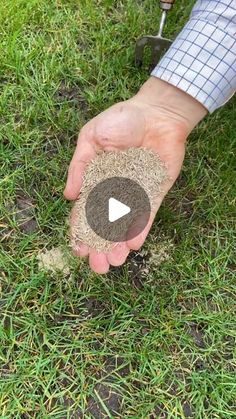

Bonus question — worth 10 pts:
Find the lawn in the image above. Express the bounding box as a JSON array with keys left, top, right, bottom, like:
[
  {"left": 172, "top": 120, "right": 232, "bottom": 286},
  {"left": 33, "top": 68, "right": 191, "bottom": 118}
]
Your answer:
[{"left": 0, "top": 0, "right": 235, "bottom": 417}]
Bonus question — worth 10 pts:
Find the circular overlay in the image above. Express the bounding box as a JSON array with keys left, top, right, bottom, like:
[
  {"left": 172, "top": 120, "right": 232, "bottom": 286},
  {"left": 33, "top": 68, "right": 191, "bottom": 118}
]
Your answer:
[{"left": 85, "top": 177, "right": 151, "bottom": 243}]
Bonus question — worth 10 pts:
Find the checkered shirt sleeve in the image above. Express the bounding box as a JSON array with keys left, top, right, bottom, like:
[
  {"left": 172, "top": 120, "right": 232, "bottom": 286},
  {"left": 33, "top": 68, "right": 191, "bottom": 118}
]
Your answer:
[{"left": 151, "top": 0, "right": 236, "bottom": 112}]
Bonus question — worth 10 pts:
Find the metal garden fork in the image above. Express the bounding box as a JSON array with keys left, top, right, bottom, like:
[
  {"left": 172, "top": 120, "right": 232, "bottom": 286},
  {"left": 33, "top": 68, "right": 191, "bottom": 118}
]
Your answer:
[{"left": 135, "top": 0, "right": 176, "bottom": 69}]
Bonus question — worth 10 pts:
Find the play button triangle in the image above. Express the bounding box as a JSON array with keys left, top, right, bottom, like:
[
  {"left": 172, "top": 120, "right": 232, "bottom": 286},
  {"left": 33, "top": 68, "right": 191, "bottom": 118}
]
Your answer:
[
  {"left": 85, "top": 177, "right": 151, "bottom": 243},
  {"left": 108, "top": 197, "right": 131, "bottom": 223}
]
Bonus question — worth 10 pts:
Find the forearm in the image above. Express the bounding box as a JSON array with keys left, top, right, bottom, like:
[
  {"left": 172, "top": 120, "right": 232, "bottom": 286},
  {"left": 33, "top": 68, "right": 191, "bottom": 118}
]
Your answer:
[
  {"left": 151, "top": 0, "right": 236, "bottom": 113},
  {"left": 136, "top": 77, "right": 207, "bottom": 134}
]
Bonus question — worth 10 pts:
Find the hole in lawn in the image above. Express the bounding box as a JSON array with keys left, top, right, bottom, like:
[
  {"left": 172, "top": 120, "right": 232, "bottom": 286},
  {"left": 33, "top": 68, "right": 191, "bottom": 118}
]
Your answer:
[
  {"left": 194, "top": 358, "right": 206, "bottom": 371},
  {"left": 185, "top": 322, "right": 206, "bottom": 349},
  {"left": 85, "top": 356, "right": 130, "bottom": 417},
  {"left": 15, "top": 193, "right": 38, "bottom": 234},
  {"left": 127, "top": 251, "right": 149, "bottom": 289},
  {"left": 86, "top": 383, "right": 123, "bottom": 418},
  {"left": 150, "top": 403, "right": 168, "bottom": 418},
  {"left": 182, "top": 401, "right": 194, "bottom": 417},
  {"left": 54, "top": 80, "right": 88, "bottom": 112}
]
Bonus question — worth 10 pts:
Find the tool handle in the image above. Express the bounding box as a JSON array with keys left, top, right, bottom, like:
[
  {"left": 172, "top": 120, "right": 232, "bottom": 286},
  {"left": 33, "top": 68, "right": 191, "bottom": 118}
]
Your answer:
[{"left": 160, "top": 0, "right": 176, "bottom": 10}]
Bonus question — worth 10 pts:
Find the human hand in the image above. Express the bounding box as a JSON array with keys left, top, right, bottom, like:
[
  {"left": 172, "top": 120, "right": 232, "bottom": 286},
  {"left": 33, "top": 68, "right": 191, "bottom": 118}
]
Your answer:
[{"left": 64, "top": 77, "right": 206, "bottom": 273}]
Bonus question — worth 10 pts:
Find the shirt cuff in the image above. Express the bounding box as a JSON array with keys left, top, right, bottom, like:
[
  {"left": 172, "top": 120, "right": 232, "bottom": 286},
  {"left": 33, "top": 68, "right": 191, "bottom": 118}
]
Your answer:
[{"left": 151, "top": 18, "right": 236, "bottom": 113}]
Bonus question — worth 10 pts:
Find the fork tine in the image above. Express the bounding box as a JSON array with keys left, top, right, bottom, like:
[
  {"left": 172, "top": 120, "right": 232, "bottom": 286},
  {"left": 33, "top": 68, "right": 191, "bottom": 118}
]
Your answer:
[
  {"left": 150, "top": 46, "right": 162, "bottom": 70},
  {"left": 135, "top": 37, "right": 148, "bottom": 67}
]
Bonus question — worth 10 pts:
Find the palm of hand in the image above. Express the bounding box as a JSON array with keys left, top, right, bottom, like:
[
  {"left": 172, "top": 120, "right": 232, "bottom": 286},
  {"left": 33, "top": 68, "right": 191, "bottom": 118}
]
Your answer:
[{"left": 64, "top": 98, "right": 187, "bottom": 273}]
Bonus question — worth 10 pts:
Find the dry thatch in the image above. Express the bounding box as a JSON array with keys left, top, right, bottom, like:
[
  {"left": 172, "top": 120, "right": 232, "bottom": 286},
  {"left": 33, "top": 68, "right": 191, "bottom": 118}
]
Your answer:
[{"left": 70, "top": 148, "right": 167, "bottom": 252}]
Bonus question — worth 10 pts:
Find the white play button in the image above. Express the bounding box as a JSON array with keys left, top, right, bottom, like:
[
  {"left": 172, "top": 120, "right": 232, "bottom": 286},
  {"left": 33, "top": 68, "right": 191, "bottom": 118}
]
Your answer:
[
  {"left": 85, "top": 177, "right": 151, "bottom": 243},
  {"left": 108, "top": 197, "right": 131, "bottom": 223}
]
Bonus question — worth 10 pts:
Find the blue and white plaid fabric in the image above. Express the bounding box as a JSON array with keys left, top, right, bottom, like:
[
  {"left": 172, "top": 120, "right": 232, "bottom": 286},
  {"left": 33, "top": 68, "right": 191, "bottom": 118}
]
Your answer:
[{"left": 151, "top": 0, "right": 236, "bottom": 112}]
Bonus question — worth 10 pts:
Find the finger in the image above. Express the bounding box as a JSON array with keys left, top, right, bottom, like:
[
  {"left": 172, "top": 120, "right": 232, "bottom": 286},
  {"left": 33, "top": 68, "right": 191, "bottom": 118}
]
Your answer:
[
  {"left": 89, "top": 249, "right": 110, "bottom": 274},
  {"left": 64, "top": 130, "right": 96, "bottom": 200},
  {"left": 127, "top": 212, "right": 155, "bottom": 251},
  {"left": 72, "top": 242, "right": 89, "bottom": 258},
  {"left": 127, "top": 190, "right": 168, "bottom": 251},
  {"left": 107, "top": 242, "right": 130, "bottom": 267}
]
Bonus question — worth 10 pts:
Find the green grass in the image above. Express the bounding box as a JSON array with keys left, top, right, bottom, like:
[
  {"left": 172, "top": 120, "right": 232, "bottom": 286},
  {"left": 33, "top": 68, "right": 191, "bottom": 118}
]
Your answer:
[{"left": 0, "top": 0, "right": 235, "bottom": 417}]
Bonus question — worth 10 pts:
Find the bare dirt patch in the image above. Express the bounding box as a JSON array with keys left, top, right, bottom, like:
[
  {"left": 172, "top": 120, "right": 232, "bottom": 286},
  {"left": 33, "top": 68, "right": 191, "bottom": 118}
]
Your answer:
[
  {"left": 15, "top": 194, "right": 38, "bottom": 234},
  {"left": 85, "top": 356, "right": 130, "bottom": 417},
  {"left": 55, "top": 80, "right": 88, "bottom": 111}
]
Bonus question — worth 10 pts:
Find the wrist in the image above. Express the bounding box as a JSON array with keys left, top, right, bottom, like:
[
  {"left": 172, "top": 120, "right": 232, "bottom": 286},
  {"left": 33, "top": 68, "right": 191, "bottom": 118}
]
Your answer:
[{"left": 135, "top": 77, "right": 207, "bottom": 134}]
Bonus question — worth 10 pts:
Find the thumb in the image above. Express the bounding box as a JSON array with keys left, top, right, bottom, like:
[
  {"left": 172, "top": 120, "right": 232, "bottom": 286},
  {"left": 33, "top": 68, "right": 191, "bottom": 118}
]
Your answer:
[{"left": 64, "top": 131, "right": 96, "bottom": 201}]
